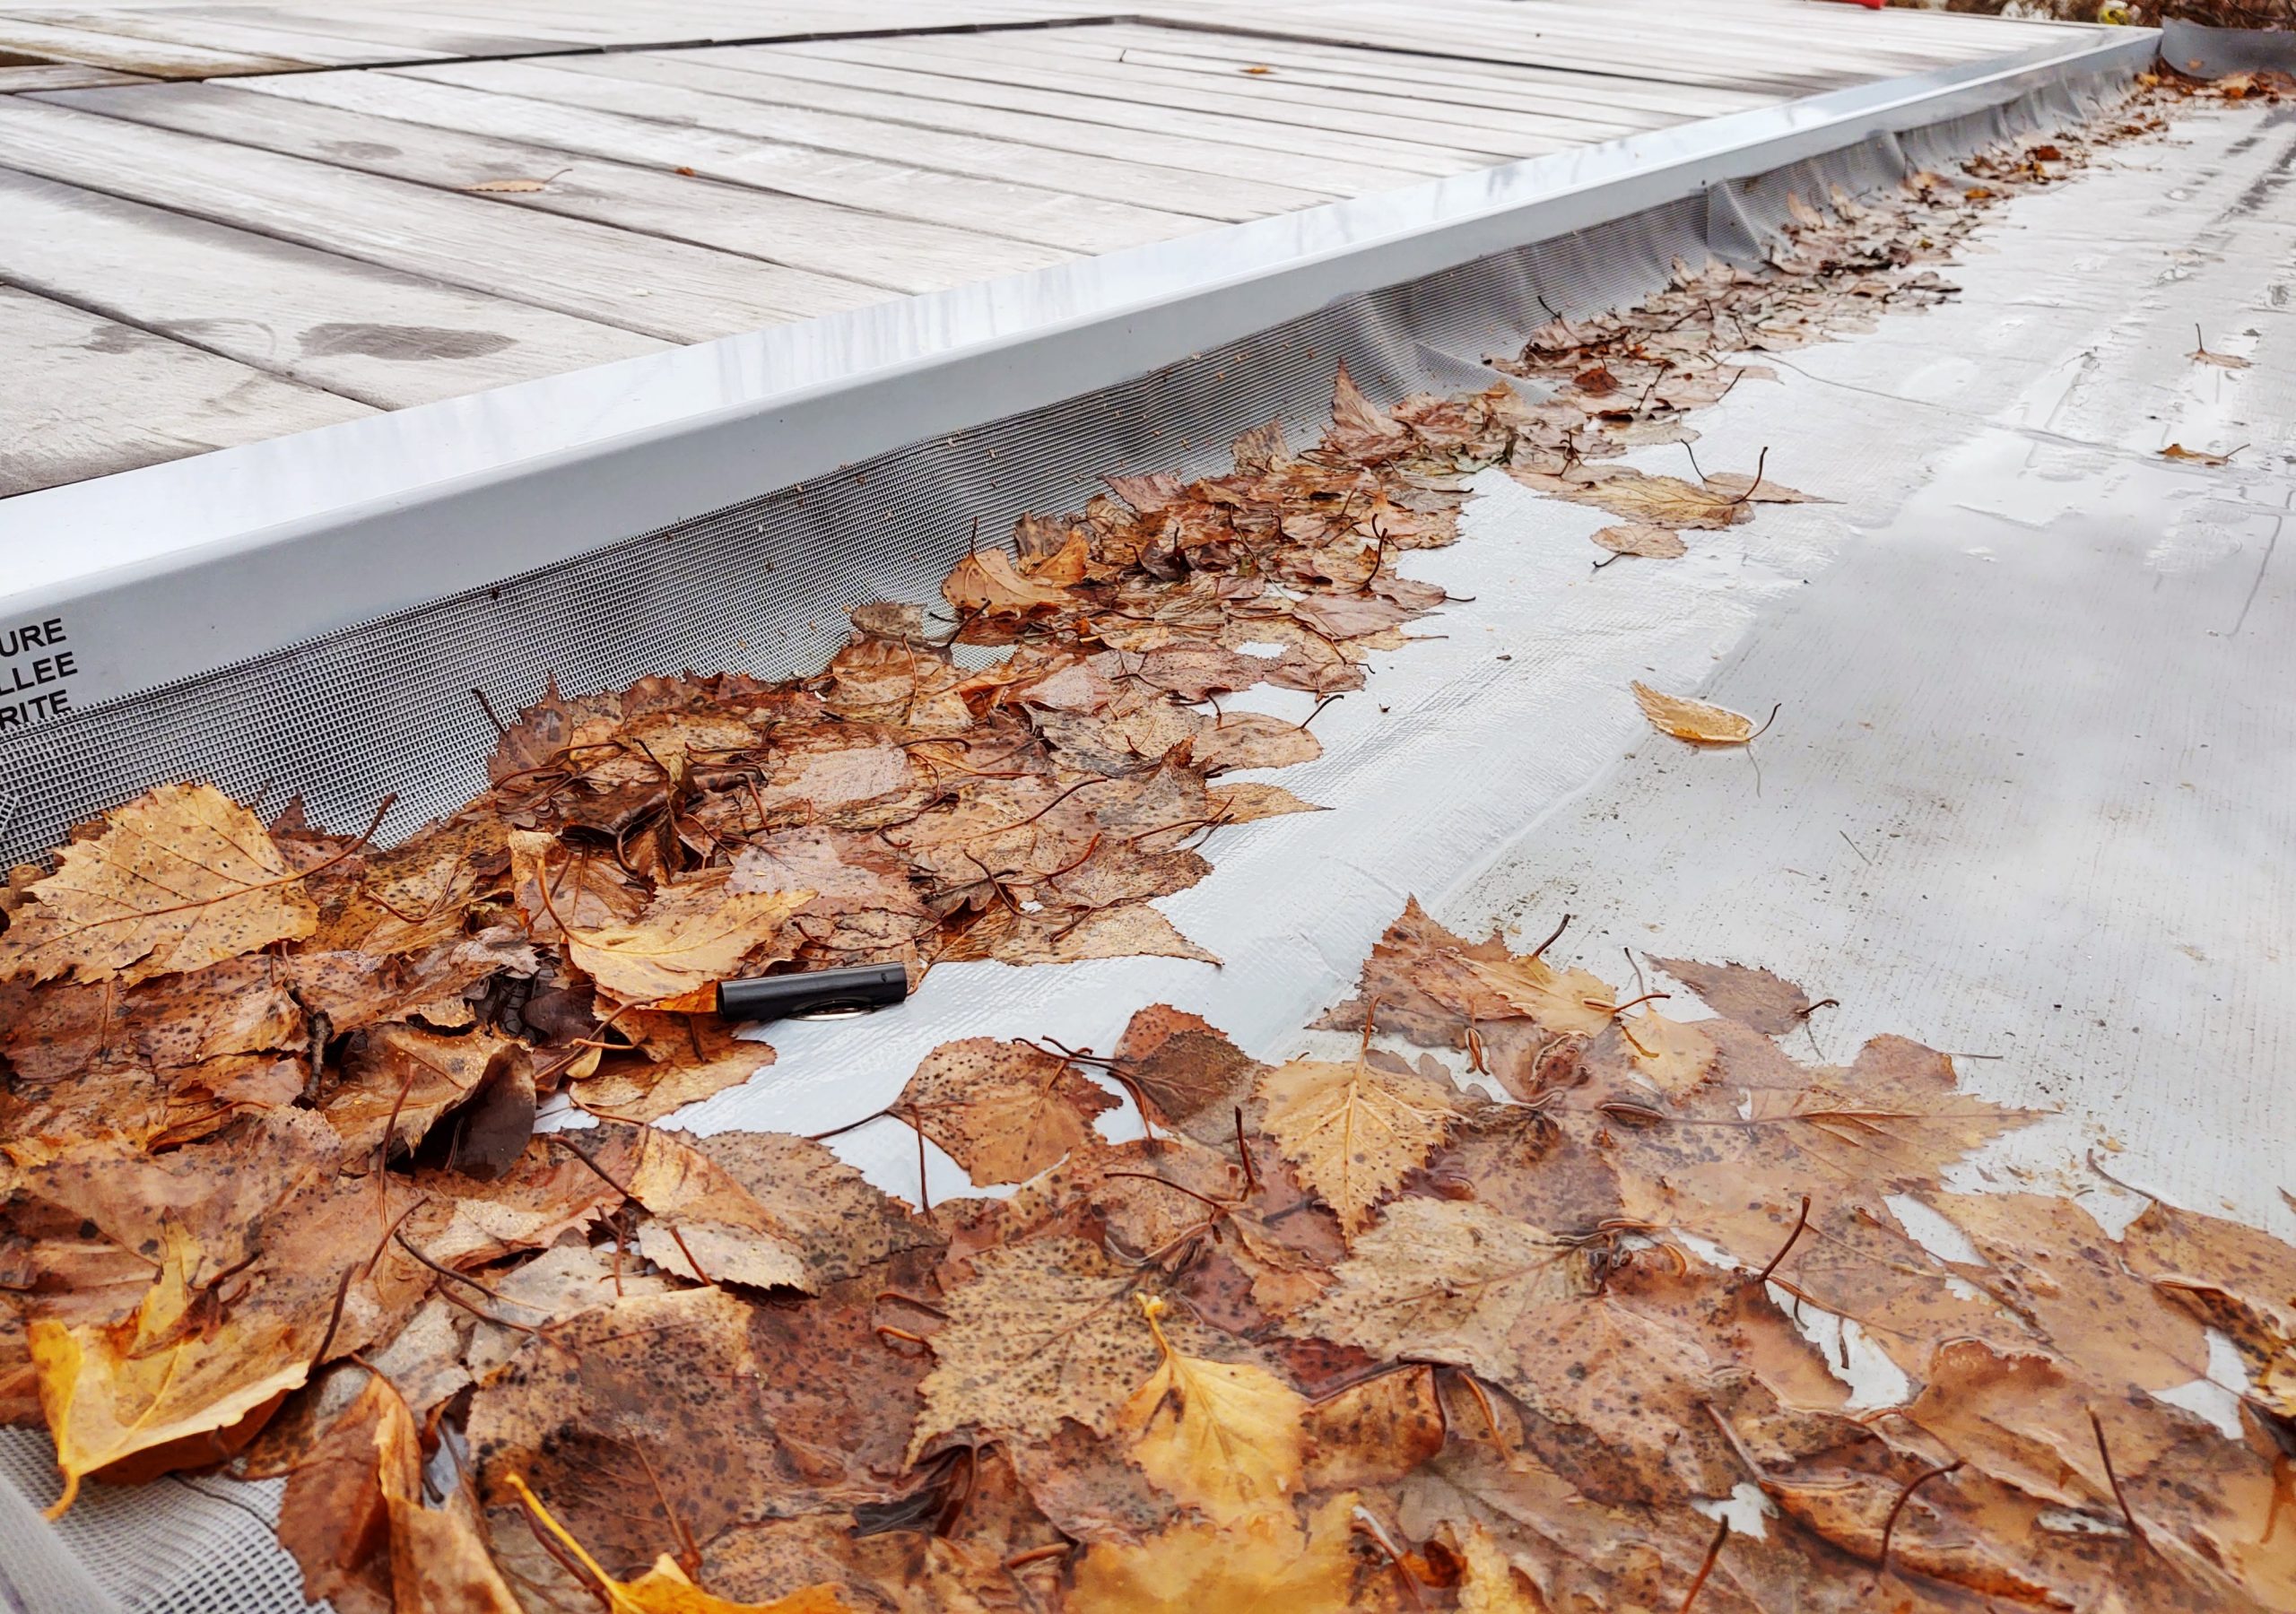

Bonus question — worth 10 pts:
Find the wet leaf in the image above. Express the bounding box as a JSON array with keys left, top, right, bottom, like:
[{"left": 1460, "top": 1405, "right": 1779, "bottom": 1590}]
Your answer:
[
  {"left": 1258, "top": 1052, "right": 1463, "bottom": 1235},
  {"left": 1631, "top": 681, "right": 1763, "bottom": 744},
  {"left": 509, "top": 1474, "right": 851, "bottom": 1611},
  {"left": 1301, "top": 1199, "right": 1593, "bottom": 1383},
  {"left": 1118, "top": 1296, "right": 1304, "bottom": 1523},
  {"left": 565, "top": 880, "right": 809, "bottom": 1007},
  {"left": 910, "top": 1237, "right": 1205, "bottom": 1458},
  {"left": 1650, "top": 956, "right": 1812, "bottom": 1034},
  {"left": 894, "top": 1038, "right": 1118, "bottom": 1187},
  {"left": 1068, "top": 1492, "right": 1361, "bottom": 1612},
  {"left": 1700, "top": 472, "right": 1827, "bottom": 502}
]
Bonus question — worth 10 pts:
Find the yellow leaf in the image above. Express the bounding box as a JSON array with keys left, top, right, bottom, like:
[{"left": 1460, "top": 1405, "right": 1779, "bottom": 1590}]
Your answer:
[
  {"left": 1258, "top": 1053, "right": 1461, "bottom": 1235},
  {"left": 32, "top": 1225, "right": 309, "bottom": 1515},
  {"left": 1631, "top": 681, "right": 1765, "bottom": 745},
  {"left": 0, "top": 784, "right": 318, "bottom": 985},
  {"left": 563, "top": 880, "right": 808, "bottom": 1006},
  {"left": 1070, "top": 1492, "right": 1359, "bottom": 1612},
  {"left": 1119, "top": 1296, "right": 1305, "bottom": 1523},
  {"left": 508, "top": 1475, "right": 849, "bottom": 1611}
]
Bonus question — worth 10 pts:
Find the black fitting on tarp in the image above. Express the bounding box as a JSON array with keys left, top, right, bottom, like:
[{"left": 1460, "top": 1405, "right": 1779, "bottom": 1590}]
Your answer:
[{"left": 716, "top": 961, "right": 909, "bottom": 1022}]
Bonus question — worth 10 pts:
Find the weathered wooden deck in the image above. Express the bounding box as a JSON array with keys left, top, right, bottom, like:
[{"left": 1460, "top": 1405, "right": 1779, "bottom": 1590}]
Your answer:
[{"left": 0, "top": 0, "right": 2091, "bottom": 496}]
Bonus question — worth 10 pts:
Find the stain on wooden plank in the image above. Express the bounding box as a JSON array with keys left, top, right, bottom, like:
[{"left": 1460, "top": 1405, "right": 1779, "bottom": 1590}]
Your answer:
[
  {"left": 0, "top": 95, "right": 891, "bottom": 341},
  {"left": 0, "top": 282, "right": 374, "bottom": 497},
  {"left": 0, "top": 165, "right": 666, "bottom": 409}
]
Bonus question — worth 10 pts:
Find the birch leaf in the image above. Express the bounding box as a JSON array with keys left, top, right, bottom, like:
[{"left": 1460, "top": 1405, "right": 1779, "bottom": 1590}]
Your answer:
[
  {"left": 1591, "top": 524, "right": 1686, "bottom": 559},
  {"left": 909, "top": 1237, "right": 1202, "bottom": 1459},
  {"left": 1118, "top": 1296, "right": 1305, "bottom": 1524},
  {"left": 0, "top": 785, "right": 318, "bottom": 985},
  {"left": 508, "top": 1475, "right": 850, "bottom": 1612},
  {"left": 1257, "top": 1052, "right": 1462, "bottom": 1235},
  {"left": 564, "top": 881, "right": 808, "bottom": 1007},
  {"left": 1301, "top": 1199, "right": 1594, "bottom": 1384},
  {"left": 894, "top": 1037, "right": 1118, "bottom": 1187},
  {"left": 1068, "top": 1493, "right": 1361, "bottom": 1612},
  {"left": 31, "top": 1224, "right": 311, "bottom": 1515}
]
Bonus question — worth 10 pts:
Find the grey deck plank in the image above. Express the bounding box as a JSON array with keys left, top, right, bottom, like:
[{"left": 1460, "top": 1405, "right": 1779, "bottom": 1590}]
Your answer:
[
  {"left": 0, "top": 165, "right": 666, "bottom": 408},
  {"left": 532, "top": 48, "right": 1413, "bottom": 201},
  {"left": 239, "top": 65, "right": 1208, "bottom": 255},
  {"left": 474, "top": 53, "right": 1333, "bottom": 216},
  {"left": 1028, "top": 23, "right": 1779, "bottom": 120},
  {"left": 704, "top": 37, "right": 1518, "bottom": 169},
  {"left": 0, "top": 95, "right": 893, "bottom": 342},
  {"left": 784, "top": 30, "right": 1657, "bottom": 146},
  {"left": 0, "top": 14, "right": 296, "bottom": 75},
  {"left": 0, "top": 282, "right": 374, "bottom": 496},
  {"left": 0, "top": 60, "right": 146, "bottom": 90},
  {"left": 4, "top": 9, "right": 452, "bottom": 66},
  {"left": 46, "top": 79, "right": 1071, "bottom": 294},
  {"left": 1132, "top": 0, "right": 1957, "bottom": 93}
]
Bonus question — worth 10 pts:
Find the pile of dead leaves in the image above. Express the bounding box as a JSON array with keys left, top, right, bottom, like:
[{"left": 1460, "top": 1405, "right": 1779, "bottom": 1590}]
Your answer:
[
  {"left": 5, "top": 76, "right": 2286, "bottom": 1614},
  {"left": 7, "top": 897, "right": 2292, "bottom": 1613}
]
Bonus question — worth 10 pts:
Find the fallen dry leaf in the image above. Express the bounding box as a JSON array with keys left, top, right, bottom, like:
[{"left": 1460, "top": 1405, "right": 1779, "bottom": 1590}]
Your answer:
[
  {"left": 2, "top": 84, "right": 2284, "bottom": 1613},
  {"left": 0, "top": 784, "right": 319, "bottom": 985},
  {"left": 894, "top": 1037, "right": 1118, "bottom": 1187},
  {"left": 2189, "top": 326, "right": 2251, "bottom": 369},
  {"left": 2161, "top": 441, "right": 2239, "bottom": 465},
  {"left": 1630, "top": 680, "right": 1768, "bottom": 744},
  {"left": 1590, "top": 524, "right": 1686, "bottom": 559}
]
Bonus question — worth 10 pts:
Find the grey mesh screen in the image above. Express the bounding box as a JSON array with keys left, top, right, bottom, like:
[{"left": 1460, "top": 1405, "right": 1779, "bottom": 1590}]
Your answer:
[{"left": 0, "top": 65, "right": 2128, "bottom": 1614}]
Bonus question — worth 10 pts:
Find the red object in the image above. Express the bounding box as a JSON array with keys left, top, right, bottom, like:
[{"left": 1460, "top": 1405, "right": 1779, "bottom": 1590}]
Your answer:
[{"left": 1814, "top": 0, "right": 1887, "bottom": 8}]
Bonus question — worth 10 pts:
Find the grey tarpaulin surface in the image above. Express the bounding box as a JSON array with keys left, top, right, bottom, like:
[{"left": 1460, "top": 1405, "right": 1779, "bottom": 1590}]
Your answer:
[{"left": 6, "top": 57, "right": 2237, "bottom": 1614}]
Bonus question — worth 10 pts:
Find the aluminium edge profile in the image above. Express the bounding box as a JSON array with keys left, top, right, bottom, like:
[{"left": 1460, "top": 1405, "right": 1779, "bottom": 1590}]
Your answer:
[{"left": 0, "top": 24, "right": 2156, "bottom": 727}]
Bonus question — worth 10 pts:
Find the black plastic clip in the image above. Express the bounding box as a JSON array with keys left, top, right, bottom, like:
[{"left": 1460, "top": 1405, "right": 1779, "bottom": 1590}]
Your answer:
[{"left": 716, "top": 961, "right": 908, "bottom": 1023}]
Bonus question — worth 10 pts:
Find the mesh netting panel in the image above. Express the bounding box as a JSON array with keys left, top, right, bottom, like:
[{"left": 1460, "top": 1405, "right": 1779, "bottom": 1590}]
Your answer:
[
  {"left": 0, "top": 66, "right": 2131, "bottom": 1612},
  {"left": 1, "top": 1428, "right": 305, "bottom": 1614}
]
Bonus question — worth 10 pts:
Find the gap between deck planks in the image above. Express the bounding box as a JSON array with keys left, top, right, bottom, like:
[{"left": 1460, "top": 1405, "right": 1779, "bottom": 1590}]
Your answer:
[
  {"left": 0, "top": 166, "right": 668, "bottom": 410},
  {"left": 38, "top": 80, "right": 1077, "bottom": 295}
]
